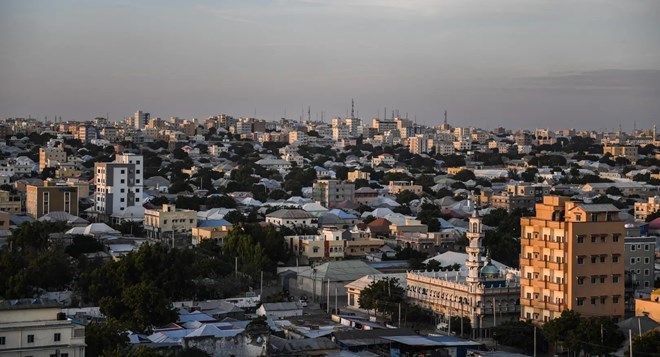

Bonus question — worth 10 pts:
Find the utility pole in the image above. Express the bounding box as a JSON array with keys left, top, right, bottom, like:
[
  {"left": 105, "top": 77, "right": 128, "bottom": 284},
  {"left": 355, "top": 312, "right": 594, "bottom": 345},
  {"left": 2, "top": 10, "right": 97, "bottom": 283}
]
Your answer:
[
  {"left": 335, "top": 287, "right": 338, "bottom": 315},
  {"left": 629, "top": 329, "right": 633, "bottom": 357},
  {"left": 260, "top": 271, "right": 263, "bottom": 301},
  {"left": 326, "top": 278, "right": 330, "bottom": 314}
]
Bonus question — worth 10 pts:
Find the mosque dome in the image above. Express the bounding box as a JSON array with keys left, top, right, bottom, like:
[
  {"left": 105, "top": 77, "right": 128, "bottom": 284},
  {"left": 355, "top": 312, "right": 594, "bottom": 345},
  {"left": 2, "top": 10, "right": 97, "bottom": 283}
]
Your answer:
[{"left": 481, "top": 261, "right": 499, "bottom": 279}]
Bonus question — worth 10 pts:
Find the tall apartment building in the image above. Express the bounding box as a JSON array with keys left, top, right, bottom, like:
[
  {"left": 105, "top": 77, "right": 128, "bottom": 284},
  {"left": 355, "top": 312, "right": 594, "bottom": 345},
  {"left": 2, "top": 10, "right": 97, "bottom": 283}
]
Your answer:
[
  {"left": 312, "top": 180, "right": 355, "bottom": 209},
  {"left": 520, "top": 196, "right": 625, "bottom": 324},
  {"left": 372, "top": 118, "right": 397, "bottom": 133},
  {"left": 39, "top": 146, "right": 67, "bottom": 173},
  {"left": 133, "top": 110, "right": 150, "bottom": 130},
  {"left": 625, "top": 236, "right": 656, "bottom": 291},
  {"left": 408, "top": 134, "right": 428, "bottom": 155},
  {"left": 94, "top": 153, "right": 143, "bottom": 220},
  {"left": 26, "top": 182, "right": 79, "bottom": 219}
]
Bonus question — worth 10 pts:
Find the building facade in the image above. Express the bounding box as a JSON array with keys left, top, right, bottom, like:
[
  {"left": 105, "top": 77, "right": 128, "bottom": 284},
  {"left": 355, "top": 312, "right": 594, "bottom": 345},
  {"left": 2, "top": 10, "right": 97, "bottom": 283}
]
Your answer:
[
  {"left": 144, "top": 204, "right": 197, "bottom": 240},
  {"left": 520, "top": 196, "right": 625, "bottom": 324},
  {"left": 94, "top": 153, "right": 144, "bottom": 220},
  {"left": 312, "top": 180, "right": 355, "bottom": 208},
  {"left": 26, "top": 182, "right": 79, "bottom": 219}
]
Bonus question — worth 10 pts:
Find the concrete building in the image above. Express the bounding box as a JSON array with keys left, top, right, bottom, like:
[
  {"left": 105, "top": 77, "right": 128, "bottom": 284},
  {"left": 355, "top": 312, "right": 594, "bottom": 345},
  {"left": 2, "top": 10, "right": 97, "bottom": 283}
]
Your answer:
[
  {"left": 93, "top": 153, "right": 144, "bottom": 220},
  {"left": 265, "top": 209, "right": 317, "bottom": 229},
  {"left": 603, "top": 144, "right": 638, "bottom": 163},
  {"left": 312, "top": 180, "right": 355, "bottom": 209},
  {"left": 634, "top": 196, "right": 660, "bottom": 222},
  {"left": 0, "top": 190, "right": 22, "bottom": 214},
  {"left": 39, "top": 146, "right": 66, "bottom": 173},
  {"left": 635, "top": 288, "right": 660, "bottom": 323},
  {"left": 406, "top": 212, "right": 521, "bottom": 329},
  {"left": 408, "top": 134, "right": 428, "bottom": 155},
  {"left": 388, "top": 181, "right": 423, "bottom": 195},
  {"left": 144, "top": 204, "right": 197, "bottom": 240},
  {"left": 133, "top": 110, "right": 149, "bottom": 130},
  {"left": 625, "top": 236, "right": 656, "bottom": 291},
  {"left": 26, "top": 182, "right": 79, "bottom": 219},
  {"left": 347, "top": 170, "right": 370, "bottom": 182},
  {"left": 0, "top": 299, "right": 86, "bottom": 357},
  {"left": 520, "top": 196, "right": 625, "bottom": 324}
]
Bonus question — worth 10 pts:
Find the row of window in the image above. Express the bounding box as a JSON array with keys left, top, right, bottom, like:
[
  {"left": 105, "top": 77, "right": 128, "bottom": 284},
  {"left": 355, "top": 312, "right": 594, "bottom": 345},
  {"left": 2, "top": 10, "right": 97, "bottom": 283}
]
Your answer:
[
  {"left": 630, "top": 257, "right": 652, "bottom": 265},
  {"left": 576, "top": 296, "right": 620, "bottom": 305},
  {"left": 576, "top": 234, "right": 621, "bottom": 244},
  {"left": 577, "top": 275, "right": 620, "bottom": 285},
  {"left": 0, "top": 333, "right": 61, "bottom": 345},
  {"left": 629, "top": 244, "right": 652, "bottom": 251},
  {"left": 576, "top": 254, "right": 620, "bottom": 264}
]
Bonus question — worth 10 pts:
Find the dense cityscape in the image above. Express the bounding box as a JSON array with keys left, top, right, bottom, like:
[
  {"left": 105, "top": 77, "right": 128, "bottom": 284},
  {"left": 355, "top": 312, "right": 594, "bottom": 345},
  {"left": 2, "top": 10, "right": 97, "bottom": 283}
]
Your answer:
[{"left": 0, "top": 110, "right": 658, "bottom": 356}]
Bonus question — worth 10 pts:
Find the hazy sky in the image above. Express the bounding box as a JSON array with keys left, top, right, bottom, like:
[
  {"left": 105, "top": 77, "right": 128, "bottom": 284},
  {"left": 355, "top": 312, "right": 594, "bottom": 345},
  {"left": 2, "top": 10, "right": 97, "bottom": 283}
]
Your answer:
[{"left": 1, "top": 0, "right": 659, "bottom": 130}]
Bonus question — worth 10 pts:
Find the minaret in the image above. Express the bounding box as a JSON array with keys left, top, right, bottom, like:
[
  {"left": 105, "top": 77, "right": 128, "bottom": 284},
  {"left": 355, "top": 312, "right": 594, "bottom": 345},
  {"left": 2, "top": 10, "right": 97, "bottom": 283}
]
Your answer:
[{"left": 465, "top": 209, "right": 484, "bottom": 285}]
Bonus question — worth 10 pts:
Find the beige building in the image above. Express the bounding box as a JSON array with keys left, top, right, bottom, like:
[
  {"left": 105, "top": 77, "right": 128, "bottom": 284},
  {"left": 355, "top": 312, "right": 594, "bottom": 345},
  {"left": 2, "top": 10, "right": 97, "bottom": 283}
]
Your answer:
[
  {"left": 191, "top": 225, "right": 232, "bottom": 246},
  {"left": 388, "top": 181, "right": 423, "bottom": 195},
  {"left": 312, "top": 180, "right": 355, "bottom": 208},
  {"left": 287, "top": 228, "right": 384, "bottom": 261},
  {"left": 635, "top": 288, "right": 660, "bottom": 323},
  {"left": 144, "top": 204, "right": 197, "bottom": 240},
  {"left": 604, "top": 144, "right": 638, "bottom": 163},
  {"left": 406, "top": 212, "right": 520, "bottom": 329},
  {"left": 634, "top": 196, "right": 660, "bottom": 222},
  {"left": 26, "top": 182, "right": 79, "bottom": 219},
  {"left": 266, "top": 209, "right": 317, "bottom": 229},
  {"left": 0, "top": 190, "right": 21, "bottom": 214},
  {"left": 347, "top": 170, "right": 370, "bottom": 182},
  {"left": 39, "top": 146, "right": 67, "bottom": 173},
  {"left": 0, "top": 299, "right": 86, "bottom": 357},
  {"left": 520, "top": 196, "right": 625, "bottom": 324}
]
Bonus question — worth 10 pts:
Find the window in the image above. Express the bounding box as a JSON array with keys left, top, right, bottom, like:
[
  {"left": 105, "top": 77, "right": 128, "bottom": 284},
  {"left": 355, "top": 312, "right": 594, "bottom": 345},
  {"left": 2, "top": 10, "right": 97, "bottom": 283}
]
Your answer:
[
  {"left": 613, "top": 255, "right": 619, "bottom": 263},
  {"left": 577, "top": 256, "right": 584, "bottom": 264},
  {"left": 613, "top": 234, "right": 620, "bottom": 242},
  {"left": 577, "top": 277, "right": 584, "bottom": 285},
  {"left": 0, "top": 336, "right": 4, "bottom": 345},
  {"left": 645, "top": 257, "right": 650, "bottom": 264},
  {"left": 631, "top": 245, "right": 636, "bottom": 251},
  {"left": 600, "top": 235, "right": 606, "bottom": 243},
  {"left": 600, "top": 255, "right": 606, "bottom": 263},
  {"left": 591, "top": 256, "right": 597, "bottom": 264},
  {"left": 645, "top": 269, "right": 650, "bottom": 276},
  {"left": 577, "top": 298, "right": 585, "bottom": 306},
  {"left": 120, "top": 179, "right": 125, "bottom": 184},
  {"left": 591, "top": 276, "right": 597, "bottom": 284},
  {"left": 27, "top": 334, "right": 34, "bottom": 343},
  {"left": 600, "top": 297, "right": 606, "bottom": 304},
  {"left": 613, "top": 296, "right": 620, "bottom": 304},
  {"left": 54, "top": 333, "right": 61, "bottom": 341},
  {"left": 630, "top": 258, "right": 635, "bottom": 265},
  {"left": 590, "top": 297, "right": 597, "bottom": 305},
  {"left": 577, "top": 235, "right": 585, "bottom": 244},
  {"left": 121, "top": 169, "right": 125, "bottom": 174},
  {"left": 645, "top": 244, "right": 650, "bottom": 251},
  {"left": 600, "top": 276, "right": 606, "bottom": 283},
  {"left": 591, "top": 235, "right": 597, "bottom": 243},
  {"left": 613, "top": 276, "right": 619, "bottom": 283}
]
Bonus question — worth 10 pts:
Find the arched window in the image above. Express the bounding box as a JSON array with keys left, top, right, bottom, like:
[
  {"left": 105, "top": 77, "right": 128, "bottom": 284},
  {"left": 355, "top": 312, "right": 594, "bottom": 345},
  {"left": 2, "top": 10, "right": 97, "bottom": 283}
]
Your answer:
[{"left": 472, "top": 223, "right": 478, "bottom": 233}]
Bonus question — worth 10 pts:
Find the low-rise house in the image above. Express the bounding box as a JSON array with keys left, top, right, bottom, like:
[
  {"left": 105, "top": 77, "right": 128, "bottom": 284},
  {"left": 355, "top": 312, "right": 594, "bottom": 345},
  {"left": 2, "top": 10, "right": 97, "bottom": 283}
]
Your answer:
[{"left": 265, "top": 209, "right": 317, "bottom": 229}]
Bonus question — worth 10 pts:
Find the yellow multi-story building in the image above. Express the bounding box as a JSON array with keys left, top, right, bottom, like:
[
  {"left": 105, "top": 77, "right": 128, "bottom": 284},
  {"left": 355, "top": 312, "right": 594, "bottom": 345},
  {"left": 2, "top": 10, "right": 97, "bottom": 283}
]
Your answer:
[
  {"left": 39, "top": 146, "right": 67, "bottom": 172},
  {"left": 635, "top": 288, "right": 660, "bottom": 322},
  {"left": 603, "top": 144, "right": 638, "bottom": 163},
  {"left": 634, "top": 196, "right": 660, "bottom": 222},
  {"left": 0, "top": 190, "right": 22, "bottom": 214},
  {"left": 388, "top": 181, "right": 423, "bottom": 195},
  {"left": 520, "top": 196, "right": 625, "bottom": 324},
  {"left": 144, "top": 204, "right": 197, "bottom": 240},
  {"left": 347, "top": 170, "right": 370, "bottom": 182}
]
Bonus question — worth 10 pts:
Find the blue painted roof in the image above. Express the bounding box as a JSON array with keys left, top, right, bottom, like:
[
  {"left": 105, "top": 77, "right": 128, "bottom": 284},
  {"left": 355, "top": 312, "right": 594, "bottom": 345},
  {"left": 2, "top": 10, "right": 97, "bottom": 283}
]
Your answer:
[
  {"left": 197, "top": 219, "right": 232, "bottom": 228},
  {"left": 328, "top": 209, "right": 357, "bottom": 219}
]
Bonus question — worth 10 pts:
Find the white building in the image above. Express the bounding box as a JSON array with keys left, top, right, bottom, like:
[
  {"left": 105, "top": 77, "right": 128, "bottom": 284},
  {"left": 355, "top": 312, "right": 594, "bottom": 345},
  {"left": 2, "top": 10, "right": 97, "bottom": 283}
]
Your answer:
[
  {"left": 266, "top": 209, "right": 317, "bottom": 228},
  {"left": 256, "top": 302, "right": 303, "bottom": 319},
  {"left": 94, "top": 153, "right": 144, "bottom": 220},
  {"left": 0, "top": 299, "right": 86, "bottom": 357},
  {"left": 133, "top": 110, "right": 149, "bottom": 130}
]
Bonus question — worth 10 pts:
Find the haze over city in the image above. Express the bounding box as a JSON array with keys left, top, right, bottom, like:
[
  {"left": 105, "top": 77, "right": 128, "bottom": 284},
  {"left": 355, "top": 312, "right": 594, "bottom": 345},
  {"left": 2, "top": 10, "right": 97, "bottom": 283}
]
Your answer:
[{"left": 1, "top": 0, "right": 659, "bottom": 130}]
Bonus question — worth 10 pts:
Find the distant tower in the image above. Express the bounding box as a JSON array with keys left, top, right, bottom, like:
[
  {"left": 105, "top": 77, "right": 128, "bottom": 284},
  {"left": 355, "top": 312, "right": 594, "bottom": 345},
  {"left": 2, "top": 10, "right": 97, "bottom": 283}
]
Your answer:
[
  {"left": 465, "top": 209, "right": 484, "bottom": 285},
  {"left": 444, "top": 110, "right": 448, "bottom": 126},
  {"left": 351, "top": 99, "right": 355, "bottom": 118}
]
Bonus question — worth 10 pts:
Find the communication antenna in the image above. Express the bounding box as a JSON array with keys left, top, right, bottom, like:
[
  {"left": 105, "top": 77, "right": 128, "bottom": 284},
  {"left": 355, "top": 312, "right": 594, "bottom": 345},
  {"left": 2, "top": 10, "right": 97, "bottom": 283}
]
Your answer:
[{"left": 351, "top": 99, "right": 355, "bottom": 118}]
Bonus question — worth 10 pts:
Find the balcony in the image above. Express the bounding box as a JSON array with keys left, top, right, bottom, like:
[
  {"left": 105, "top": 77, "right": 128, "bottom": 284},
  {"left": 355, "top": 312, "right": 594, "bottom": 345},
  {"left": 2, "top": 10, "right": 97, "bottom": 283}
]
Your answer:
[
  {"left": 531, "top": 279, "right": 547, "bottom": 289},
  {"left": 520, "top": 277, "right": 532, "bottom": 286}
]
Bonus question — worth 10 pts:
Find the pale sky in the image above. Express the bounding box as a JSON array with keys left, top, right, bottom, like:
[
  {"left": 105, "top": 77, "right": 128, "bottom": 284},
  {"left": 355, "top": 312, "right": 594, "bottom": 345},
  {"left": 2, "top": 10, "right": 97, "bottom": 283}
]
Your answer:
[{"left": 1, "top": 0, "right": 659, "bottom": 130}]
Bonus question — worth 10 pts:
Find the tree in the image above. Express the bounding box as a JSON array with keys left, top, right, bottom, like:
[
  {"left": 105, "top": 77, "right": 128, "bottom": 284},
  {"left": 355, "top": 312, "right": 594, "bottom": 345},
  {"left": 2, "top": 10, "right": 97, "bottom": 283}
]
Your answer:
[
  {"left": 452, "top": 169, "right": 475, "bottom": 182},
  {"left": 358, "top": 277, "right": 405, "bottom": 320},
  {"left": 395, "top": 190, "right": 419, "bottom": 205},
  {"left": 631, "top": 330, "right": 660, "bottom": 355},
  {"left": 84, "top": 319, "right": 128, "bottom": 357},
  {"left": 494, "top": 321, "right": 547, "bottom": 354},
  {"left": 606, "top": 186, "right": 623, "bottom": 196}
]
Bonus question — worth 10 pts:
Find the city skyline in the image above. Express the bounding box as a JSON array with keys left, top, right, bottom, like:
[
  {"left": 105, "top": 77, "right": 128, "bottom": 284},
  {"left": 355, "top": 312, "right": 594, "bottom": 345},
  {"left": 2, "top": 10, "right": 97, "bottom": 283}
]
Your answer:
[{"left": 1, "top": 0, "right": 659, "bottom": 130}]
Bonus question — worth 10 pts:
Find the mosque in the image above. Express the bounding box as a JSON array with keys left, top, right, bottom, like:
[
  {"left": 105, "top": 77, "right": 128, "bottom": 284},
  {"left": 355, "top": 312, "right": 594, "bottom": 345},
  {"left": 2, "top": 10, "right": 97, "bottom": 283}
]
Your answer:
[{"left": 405, "top": 210, "right": 521, "bottom": 331}]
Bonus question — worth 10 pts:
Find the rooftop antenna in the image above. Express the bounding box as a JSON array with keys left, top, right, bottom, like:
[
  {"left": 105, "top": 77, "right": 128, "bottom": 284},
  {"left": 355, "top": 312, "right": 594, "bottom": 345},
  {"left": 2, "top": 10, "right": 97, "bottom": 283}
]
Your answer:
[
  {"left": 444, "top": 110, "right": 448, "bottom": 126},
  {"left": 377, "top": 108, "right": 380, "bottom": 119},
  {"left": 308, "top": 106, "right": 311, "bottom": 121},
  {"left": 414, "top": 113, "right": 417, "bottom": 125},
  {"left": 384, "top": 107, "right": 386, "bottom": 120},
  {"left": 351, "top": 98, "right": 355, "bottom": 118},
  {"left": 321, "top": 111, "right": 325, "bottom": 122},
  {"left": 633, "top": 120, "right": 636, "bottom": 133}
]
